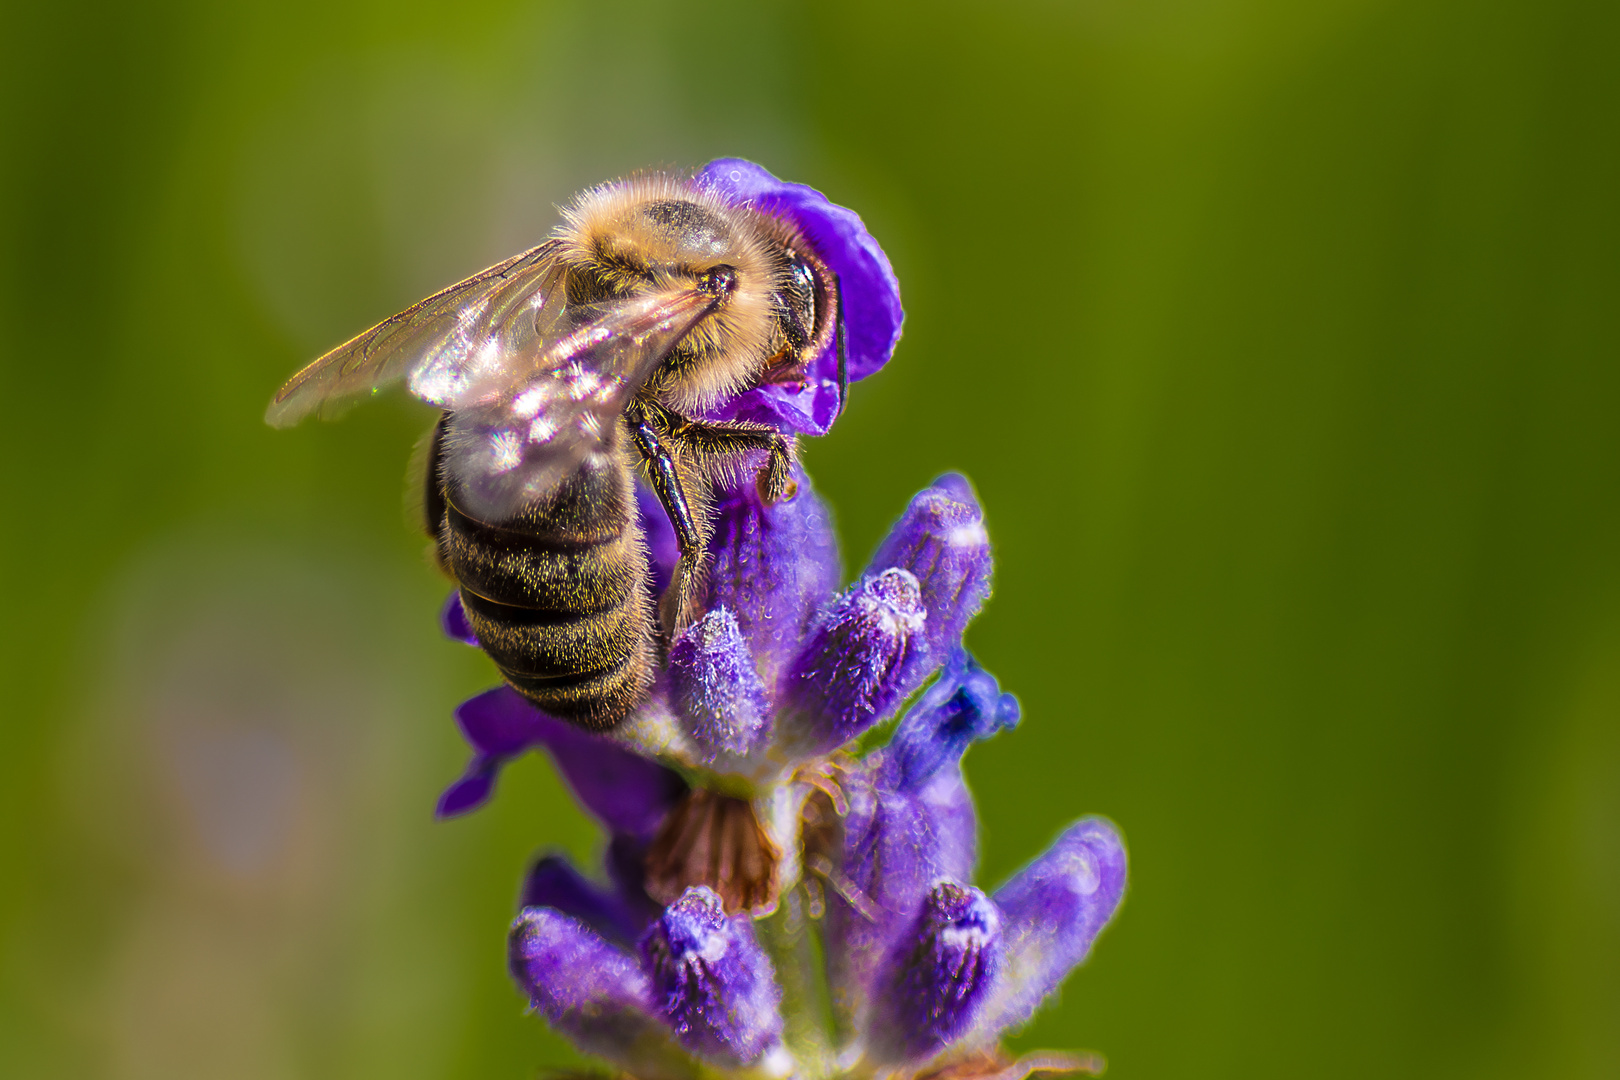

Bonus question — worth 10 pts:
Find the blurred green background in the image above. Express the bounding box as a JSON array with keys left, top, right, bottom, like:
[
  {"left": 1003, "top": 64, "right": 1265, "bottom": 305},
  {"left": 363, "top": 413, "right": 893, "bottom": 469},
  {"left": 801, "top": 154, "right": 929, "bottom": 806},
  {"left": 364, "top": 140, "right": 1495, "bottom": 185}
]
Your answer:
[{"left": 3, "top": 0, "right": 1617, "bottom": 1077}]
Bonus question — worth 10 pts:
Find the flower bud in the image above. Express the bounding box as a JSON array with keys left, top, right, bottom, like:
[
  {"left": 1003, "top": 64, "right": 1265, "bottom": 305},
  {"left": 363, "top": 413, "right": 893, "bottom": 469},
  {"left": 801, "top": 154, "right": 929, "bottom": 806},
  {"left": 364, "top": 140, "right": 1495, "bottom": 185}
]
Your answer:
[
  {"left": 868, "top": 881, "right": 1002, "bottom": 1064},
  {"left": 866, "top": 473, "right": 991, "bottom": 668},
  {"left": 788, "top": 567, "right": 927, "bottom": 752},
  {"left": 668, "top": 607, "right": 772, "bottom": 760},
  {"left": 509, "top": 907, "right": 679, "bottom": 1077},
  {"left": 976, "top": 818, "right": 1127, "bottom": 1039},
  {"left": 639, "top": 886, "right": 784, "bottom": 1065},
  {"left": 826, "top": 769, "right": 978, "bottom": 1024}
]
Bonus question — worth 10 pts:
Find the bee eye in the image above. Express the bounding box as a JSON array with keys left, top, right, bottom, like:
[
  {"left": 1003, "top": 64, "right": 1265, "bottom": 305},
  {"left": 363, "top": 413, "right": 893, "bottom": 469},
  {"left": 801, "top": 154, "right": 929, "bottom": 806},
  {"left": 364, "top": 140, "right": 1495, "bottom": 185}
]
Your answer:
[
  {"left": 786, "top": 251, "right": 816, "bottom": 301},
  {"left": 699, "top": 265, "right": 738, "bottom": 299},
  {"left": 777, "top": 250, "right": 818, "bottom": 350}
]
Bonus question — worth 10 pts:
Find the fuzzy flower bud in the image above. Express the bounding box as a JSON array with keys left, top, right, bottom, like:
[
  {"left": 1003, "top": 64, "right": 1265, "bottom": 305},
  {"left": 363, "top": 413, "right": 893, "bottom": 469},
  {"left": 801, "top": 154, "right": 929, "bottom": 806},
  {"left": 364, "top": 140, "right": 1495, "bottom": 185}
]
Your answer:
[
  {"left": 639, "top": 886, "right": 784, "bottom": 1066},
  {"left": 823, "top": 656, "right": 1021, "bottom": 1032},
  {"left": 788, "top": 567, "right": 926, "bottom": 753},
  {"left": 669, "top": 607, "right": 772, "bottom": 760},
  {"left": 868, "top": 880, "right": 1003, "bottom": 1065},
  {"left": 508, "top": 908, "right": 680, "bottom": 1079},
  {"left": 868, "top": 474, "right": 991, "bottom": 666},
  {"left": 976, "top": 818, "right": 1128, "bottom": 1040}
]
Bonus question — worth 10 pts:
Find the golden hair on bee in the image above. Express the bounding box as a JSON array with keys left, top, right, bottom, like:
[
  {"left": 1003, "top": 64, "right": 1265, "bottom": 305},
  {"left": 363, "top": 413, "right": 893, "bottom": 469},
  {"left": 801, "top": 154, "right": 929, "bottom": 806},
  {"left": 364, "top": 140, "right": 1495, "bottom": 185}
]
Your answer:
[
  {"left": 266, "top": 163, "right": 845, "bottom": 736},
  {"left": 552, "top": 173, "right": 794, "bottom": 417}
]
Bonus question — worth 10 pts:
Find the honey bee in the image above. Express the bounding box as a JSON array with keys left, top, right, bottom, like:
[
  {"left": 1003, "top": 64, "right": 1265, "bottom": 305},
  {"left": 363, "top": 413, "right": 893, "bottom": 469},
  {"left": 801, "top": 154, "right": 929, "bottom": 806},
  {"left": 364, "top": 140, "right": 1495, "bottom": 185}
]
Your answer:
[{"left": 268, "top": 172, "right": 843, "bottom": 730}]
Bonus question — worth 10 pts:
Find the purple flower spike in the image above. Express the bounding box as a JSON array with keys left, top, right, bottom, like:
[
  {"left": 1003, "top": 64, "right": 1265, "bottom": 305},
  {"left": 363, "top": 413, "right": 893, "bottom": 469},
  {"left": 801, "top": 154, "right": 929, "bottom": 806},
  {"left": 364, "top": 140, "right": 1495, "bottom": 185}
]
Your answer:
[
  {"left": 868, "top": 881, "right": 1002, "bottom": 1065},
  {"left": 695, "top": 158, "right": 903, "bottom": 437},
  {"left": 881, "top": 649, "right": 1020, "bottom": 793},
  {"left": 509, "top": 908, "right": 688, "bottom": 1080},
  {"left": 867, "top": 473, "right": 993, "bottom": 669},
  {"left": 440, "top": 591, "right": 479, "bottom": 645},
  {"left": 789, "top": 567, "right": 927, "bottom": 753},
  {"left": 706, "top": 468, "right": 841, "bottom": 687},
  {"left": 639, "top": 887, "right": 784, "bottom": 1066},
  {"left": 978, "top": 818, "right": 1128, "bottom": 1039},
  {"left": 440, "top": 686, "right": 686, "bottom": 834},
  {"left": 669, "top": 608, "right": 772, "bottom": 760}
]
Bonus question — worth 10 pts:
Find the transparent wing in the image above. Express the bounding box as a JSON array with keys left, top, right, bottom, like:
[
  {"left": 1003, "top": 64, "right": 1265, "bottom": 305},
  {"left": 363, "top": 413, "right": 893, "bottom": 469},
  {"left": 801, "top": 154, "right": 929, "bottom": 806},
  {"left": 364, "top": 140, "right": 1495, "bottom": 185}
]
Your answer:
[
  {"left": 439, "top": 284, "right": 721, "bottom": 523},
  {"left": 264, "top": 242, "right": 563, "bottom": 428}
]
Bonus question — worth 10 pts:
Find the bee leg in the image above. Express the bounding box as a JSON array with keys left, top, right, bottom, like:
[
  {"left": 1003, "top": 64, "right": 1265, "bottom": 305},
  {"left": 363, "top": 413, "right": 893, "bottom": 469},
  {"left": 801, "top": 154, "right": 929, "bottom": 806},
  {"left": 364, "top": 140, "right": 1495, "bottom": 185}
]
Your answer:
[
  {"left": 628, "top": 405, "right": 708, "bottom": 637},
  {"left": 665, "top": 418, "right": 797, "bottom": 504}
]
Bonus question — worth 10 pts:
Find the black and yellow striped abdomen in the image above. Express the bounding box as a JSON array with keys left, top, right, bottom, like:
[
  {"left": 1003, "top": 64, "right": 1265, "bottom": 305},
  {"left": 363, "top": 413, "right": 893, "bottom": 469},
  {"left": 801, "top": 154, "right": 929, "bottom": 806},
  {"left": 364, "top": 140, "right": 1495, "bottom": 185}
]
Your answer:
[{"left": 429, "top": 423, "right": 656, "bottom": 730}]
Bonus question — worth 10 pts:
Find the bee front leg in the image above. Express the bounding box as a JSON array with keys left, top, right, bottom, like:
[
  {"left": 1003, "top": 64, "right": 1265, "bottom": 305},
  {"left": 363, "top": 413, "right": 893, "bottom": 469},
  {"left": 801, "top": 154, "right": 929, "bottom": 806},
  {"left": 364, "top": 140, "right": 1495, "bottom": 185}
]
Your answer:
[
  {"left": 627, "top": 404, "right": 707, "bottom": 638},
  {"left": 666, "top": 417, "right": 797, "bottom": 504}
]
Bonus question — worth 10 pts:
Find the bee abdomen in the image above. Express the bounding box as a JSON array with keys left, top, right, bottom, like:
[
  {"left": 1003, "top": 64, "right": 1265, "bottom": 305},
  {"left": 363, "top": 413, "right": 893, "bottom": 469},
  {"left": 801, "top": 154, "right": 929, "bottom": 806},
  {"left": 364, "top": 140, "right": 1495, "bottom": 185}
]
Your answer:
[
  {"left": 459, "top": 584, "right": 654, "bottom": 730},
  {"left": 440, "top": 449, "right": 655, "bottom": 731},
  {"left": 445, "top": 503, "right": 644, "bottom": 613}
]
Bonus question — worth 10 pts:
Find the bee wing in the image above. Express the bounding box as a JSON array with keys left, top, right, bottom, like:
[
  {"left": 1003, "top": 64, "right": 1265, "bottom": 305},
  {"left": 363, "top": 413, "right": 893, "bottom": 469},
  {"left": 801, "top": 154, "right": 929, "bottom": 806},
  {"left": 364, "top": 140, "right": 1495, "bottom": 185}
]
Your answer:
[
  {"left": 264, "top": 242, "right": 564, "bottom": 428},
  {"left": 439, "top": 284, "right": 721, "bottom": 523}
]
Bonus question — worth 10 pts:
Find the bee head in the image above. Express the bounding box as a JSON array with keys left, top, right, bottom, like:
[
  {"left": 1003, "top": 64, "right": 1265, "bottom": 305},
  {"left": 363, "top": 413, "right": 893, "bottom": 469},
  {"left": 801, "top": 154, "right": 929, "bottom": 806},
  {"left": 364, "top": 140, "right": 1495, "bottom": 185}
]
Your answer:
[{"left": 554, "top": 175, "right": 837, "bottom": 415}]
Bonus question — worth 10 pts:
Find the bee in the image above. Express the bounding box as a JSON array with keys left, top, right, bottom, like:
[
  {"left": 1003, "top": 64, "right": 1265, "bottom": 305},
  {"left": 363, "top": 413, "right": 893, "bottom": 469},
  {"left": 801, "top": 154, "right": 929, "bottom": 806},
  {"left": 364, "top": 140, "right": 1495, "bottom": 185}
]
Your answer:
[{"left": 268, "top": 172, "right": 843, "bottom": 730}]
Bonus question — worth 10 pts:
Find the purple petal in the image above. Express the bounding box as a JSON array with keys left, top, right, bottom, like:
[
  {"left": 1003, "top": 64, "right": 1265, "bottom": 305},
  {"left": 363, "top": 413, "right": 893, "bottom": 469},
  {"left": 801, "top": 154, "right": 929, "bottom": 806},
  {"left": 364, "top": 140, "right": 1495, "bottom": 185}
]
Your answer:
[
  {"left": 695, "top": 158, "right": 904, "bottom": 436},
  {"left": 637, "top": 480, "right": 680, "bottom": 598},
  {"left": 706, "top": 467, "right": 841, "bottom": 688},
  {"left": 606, "top": 834, "right": 668, "bottom": 937},
  {"left": 639, "top": 887, "right": 784, "bottom": 1066},
  {"left": 786, "top": 568, "right": 927, "bottom": 754},
  {"left": 509, "top": 907, "right": 688, "bottom": 1078},
  {"left": 452, "top": 684, "right": 545, "bottom": 758},
  {"left": 540, "top": 724, "right": 689, "bottom": 840},
  {"left": 978, "top": 818, "right": 1128, "bottom": 1038},
  {"left": 701, "top": 376, "right": 844, "bottom": 438},
  {"left": 435, "top": 762, "right": 497, "bottom": 818},
  {"left": 879, "top": 649, "right": 1020, "bottom": 793},
  {"left": 440, "top": 590, "right": 479, "bottom": 645},
  {"left": 440, "top": 686, "right": 686, "bottom": 837},
  {"left": 867, "top": 881, "right": 1003, "bottom": 1064},
  {"left": 668, "top": 608, "right": 772, "bottom": 760},
  {"left": 521, "top": 853, "right": 643, "bottom": 948},
  {"left": 867, "top": 473, "right": 992, "bottom": 668}
]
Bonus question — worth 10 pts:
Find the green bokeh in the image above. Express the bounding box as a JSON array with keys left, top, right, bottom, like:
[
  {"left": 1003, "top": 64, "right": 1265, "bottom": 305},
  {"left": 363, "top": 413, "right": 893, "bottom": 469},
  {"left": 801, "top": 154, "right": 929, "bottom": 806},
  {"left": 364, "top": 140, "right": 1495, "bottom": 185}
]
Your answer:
[{"left": 3, "top": 1, "right": 1617, "bottom": 1077}]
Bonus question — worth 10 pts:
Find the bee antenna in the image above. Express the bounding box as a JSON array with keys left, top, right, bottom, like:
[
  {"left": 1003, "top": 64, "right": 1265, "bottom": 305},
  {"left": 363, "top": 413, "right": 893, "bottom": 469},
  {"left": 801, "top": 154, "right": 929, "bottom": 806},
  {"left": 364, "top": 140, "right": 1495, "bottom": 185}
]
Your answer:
[{"left": 834, "top": 274, "right": 849, "bottom": 421}]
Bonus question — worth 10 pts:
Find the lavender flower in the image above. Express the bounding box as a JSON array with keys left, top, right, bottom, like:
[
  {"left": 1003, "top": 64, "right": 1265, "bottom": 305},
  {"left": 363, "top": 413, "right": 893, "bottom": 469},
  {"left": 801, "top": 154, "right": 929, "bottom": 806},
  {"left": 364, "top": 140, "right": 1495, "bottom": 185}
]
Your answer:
[
  {"left": 447, "top": 158, "right": 1123, "bottom": 1079},
  {"left": 456, "top": 468, "right": 1124, "bottom": 1079}
]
